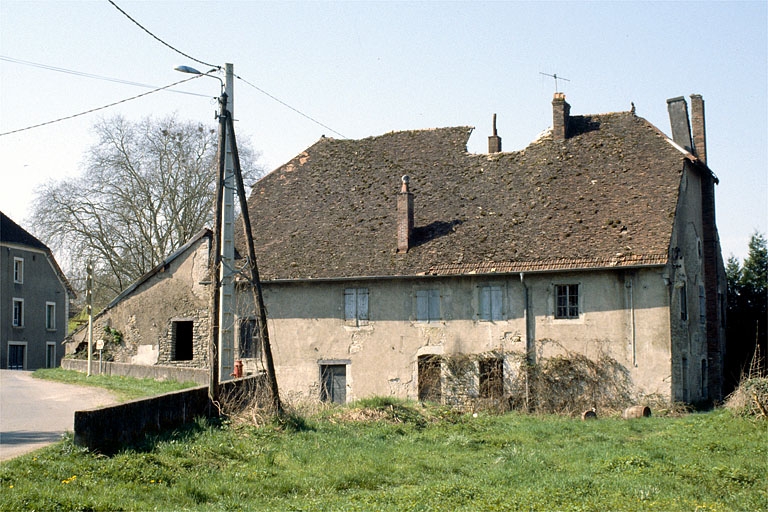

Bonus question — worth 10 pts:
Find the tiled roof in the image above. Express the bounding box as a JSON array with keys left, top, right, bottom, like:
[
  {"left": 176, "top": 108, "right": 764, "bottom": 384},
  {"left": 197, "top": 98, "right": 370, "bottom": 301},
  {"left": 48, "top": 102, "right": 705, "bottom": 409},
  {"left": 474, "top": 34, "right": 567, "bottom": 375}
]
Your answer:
[{"left": 238, "top": 111, "right": 684, "bottom": 280}]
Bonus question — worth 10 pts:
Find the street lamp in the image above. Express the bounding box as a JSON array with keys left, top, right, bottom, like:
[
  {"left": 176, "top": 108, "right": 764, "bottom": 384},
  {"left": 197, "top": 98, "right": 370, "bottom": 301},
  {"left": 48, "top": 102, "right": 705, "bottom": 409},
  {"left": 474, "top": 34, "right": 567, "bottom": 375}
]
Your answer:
[{"left": 175, "top": 63, "right": 231, "bottom": 403}]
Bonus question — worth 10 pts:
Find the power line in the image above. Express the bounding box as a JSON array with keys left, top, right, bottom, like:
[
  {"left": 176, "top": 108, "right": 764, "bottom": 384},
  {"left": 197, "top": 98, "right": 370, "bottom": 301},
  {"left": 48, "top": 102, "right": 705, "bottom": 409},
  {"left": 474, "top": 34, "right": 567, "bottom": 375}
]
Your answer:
[
  {"left": 0, "top": 74, "right": 205, "bottom": 137},
  {"left": 106, "top": 0, "right": 218, "bottom": 70},
  {"left": 0, "top": 55, "right": 210, "bottom": 98},
  {"left": 236, "top": 74, "right": 347, "bottom": 139}
]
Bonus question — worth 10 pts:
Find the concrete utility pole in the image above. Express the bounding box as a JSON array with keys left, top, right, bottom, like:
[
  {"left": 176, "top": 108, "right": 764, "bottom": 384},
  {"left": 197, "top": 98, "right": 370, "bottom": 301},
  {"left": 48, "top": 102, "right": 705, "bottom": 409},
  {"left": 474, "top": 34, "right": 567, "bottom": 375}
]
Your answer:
[{"left": 219, "top": 63, "right": 236, "bottom": 382}]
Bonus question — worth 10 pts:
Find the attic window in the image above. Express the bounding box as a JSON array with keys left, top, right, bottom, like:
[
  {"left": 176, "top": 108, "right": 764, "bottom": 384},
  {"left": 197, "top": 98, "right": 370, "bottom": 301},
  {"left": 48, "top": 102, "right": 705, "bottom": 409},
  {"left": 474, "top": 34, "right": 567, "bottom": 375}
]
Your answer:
[
  {"left": 479, "top": 285, "right": 503, "bottom": 322},
  {"left": 416, "top": 289, "right": 441, "bottom": 323},
  {"left": 555, "top": 284, "right": 579, "bottom": 319},
  {"left": 344, "top": 288, "right": 369, "bottom": 326}
]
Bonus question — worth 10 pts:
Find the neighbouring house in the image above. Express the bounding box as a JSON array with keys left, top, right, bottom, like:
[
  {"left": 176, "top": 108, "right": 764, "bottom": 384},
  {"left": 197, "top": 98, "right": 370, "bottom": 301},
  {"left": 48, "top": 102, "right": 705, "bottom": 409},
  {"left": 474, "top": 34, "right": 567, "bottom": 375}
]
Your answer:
[
  {"left": 75, "top": 93, "right": 726, "bottom": 406},
  {"left": 66, "top": 229, "right": 213, "bottom": 369},
  {"left": 1, "top": 212, "right": 76, "bottom": 370}
]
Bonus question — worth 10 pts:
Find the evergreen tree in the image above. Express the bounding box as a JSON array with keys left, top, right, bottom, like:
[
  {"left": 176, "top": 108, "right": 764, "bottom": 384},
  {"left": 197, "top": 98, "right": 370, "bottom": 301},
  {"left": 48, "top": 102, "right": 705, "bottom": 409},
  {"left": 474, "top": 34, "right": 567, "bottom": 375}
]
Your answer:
[{"left": 725, "top": 232, "right": 768, "bottom": 388}]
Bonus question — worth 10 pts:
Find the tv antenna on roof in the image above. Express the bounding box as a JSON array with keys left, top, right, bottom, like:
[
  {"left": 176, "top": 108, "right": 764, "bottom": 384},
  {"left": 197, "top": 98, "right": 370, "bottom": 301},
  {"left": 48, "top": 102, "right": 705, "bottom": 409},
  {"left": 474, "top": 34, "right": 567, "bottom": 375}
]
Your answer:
[{"left": 540, "top": 72, "right": 570, "bottom": 93}]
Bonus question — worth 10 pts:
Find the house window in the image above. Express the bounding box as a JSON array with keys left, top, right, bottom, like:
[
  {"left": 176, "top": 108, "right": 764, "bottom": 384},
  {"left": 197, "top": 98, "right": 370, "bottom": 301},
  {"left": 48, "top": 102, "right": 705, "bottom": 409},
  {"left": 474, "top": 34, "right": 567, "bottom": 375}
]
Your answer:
[
  {"left": 479, "top": 285, "right": 503, "bottom": 322},
  {"left": 46, "top": 302, "right": 56, "bottom": 330},
  {"left": 320, "top": 364, "right": 347, "bottom": 404},
  {"left": 12, "top": 298, "right": 24, "bottom": 327},
  {"left": 479, "top": 357, "right": 504, "bottom": 399},
  {"left": 13, "top": 257, "right": 23, "bottom": 284},
  {"left": 171, "top": 320, "right": 193, "bottom": 361},
  {"left": 418, "top": 354, "right": 442, "bottom": 402},
  {"left": 555, "top": 284, "right": 579, "bottom": 319},
  {"left": 698, "top": 285, "right": 706, "bottom": 324},
  {"left": 239, "top": 318, "right": 260, "bottom": 359},
  {"left": 46, "top": 342, "right": 57, "bottom": 368},
  {"left": 416, "top": 289, "right": 441, "bottom": 323},
  {"left": 344, "top": 288, "right": 369, "bottom": 326},
  {"left": 680, "top": 283, "right": 688, "bottom": 321}
]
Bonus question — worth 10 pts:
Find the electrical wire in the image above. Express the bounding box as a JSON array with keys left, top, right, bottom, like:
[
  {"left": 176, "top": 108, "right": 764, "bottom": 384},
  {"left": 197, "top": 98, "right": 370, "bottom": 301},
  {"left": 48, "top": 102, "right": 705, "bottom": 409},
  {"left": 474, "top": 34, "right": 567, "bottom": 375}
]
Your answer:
[
  {"left": 105, "top": 0, "right": 345, "bottom": 139},
  {"left": 0, "top": 55, "right": 211, "bottom": 98},
  {"left": 236, "top": 74, "right": 347, "bottom": 139},
  {"left": 106, "top": 0, "right": 219, "bottom": 70},
  {"left": 0, "top": 74, "right": 206, "bottom": 137}
]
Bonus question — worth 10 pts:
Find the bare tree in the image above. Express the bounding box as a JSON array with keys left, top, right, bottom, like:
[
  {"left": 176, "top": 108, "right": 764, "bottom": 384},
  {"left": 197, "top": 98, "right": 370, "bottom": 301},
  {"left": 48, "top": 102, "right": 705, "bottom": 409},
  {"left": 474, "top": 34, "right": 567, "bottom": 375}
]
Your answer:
[{"left": 32, "top": 114, "right": 262, "bottom": 308}]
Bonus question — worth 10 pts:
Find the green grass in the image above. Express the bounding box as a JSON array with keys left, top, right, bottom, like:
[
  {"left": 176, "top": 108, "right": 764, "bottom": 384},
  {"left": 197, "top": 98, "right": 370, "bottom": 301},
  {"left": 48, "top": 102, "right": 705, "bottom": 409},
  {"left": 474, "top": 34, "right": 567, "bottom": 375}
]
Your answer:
[
  {"left": 32, "top": 368, "right": 198, "bottom": 402},
  {"left": 1, "top": 402, "right": 766, "bottom": 511}
]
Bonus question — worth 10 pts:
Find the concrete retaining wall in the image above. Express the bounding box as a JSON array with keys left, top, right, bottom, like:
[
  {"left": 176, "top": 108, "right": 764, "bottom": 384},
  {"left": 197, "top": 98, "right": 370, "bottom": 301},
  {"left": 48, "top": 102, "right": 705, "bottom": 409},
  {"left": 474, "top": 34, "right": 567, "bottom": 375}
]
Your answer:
[
  {"left": 62, "top": 358, "right": 208, "bottom": 386},
  {"left": 74, "top": 375, "right": 264, "bottom": 453}
]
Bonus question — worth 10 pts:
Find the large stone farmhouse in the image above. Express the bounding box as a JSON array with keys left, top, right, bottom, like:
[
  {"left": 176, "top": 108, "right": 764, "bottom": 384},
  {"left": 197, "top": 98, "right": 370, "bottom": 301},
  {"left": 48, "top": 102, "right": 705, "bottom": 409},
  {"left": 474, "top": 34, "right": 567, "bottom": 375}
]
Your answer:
[
  {"left": 1, "top": 212, "right": 76, "bottom": 370},
  {"left": 70, "top": 93, "right": 726, "bottom": 405}
]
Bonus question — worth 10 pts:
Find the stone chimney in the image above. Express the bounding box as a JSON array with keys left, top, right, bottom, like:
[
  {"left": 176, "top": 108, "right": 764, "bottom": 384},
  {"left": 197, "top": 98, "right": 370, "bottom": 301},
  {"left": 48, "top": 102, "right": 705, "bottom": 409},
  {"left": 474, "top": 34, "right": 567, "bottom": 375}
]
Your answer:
[
  {"left": 397, "top": 175, "right": 414, "bottom": 253},
  {"left": 690, "top": 94, "right": 707, "bottom": 165},
  {"left": 552, "top": 93, "right": 570, "bottom": 140},
  {"left": 666, "top": 96, "right": 693, "bottom": 153},
  {"left": 488, "top": 113, "right": 502, "bottom": 153}
]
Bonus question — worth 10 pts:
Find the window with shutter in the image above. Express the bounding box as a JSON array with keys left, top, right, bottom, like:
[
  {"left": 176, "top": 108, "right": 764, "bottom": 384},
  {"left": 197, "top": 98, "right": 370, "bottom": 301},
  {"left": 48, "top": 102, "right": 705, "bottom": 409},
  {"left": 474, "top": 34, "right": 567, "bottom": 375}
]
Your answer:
[
  {"left": 479, "top": 286, "right": 503, "bottom": 321},
  {"left": 416, "top": 289, "right": 441, "bottom": 323},
  {"left": 344, "top": 288, "right": 369, "bottom": 326}
]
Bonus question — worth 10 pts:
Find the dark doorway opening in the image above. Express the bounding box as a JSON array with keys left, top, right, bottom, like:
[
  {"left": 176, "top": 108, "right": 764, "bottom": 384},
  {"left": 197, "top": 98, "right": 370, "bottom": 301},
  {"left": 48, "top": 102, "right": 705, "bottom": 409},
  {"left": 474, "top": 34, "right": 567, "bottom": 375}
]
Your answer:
[
  {"left": 172, "top": 321, "right": 193, "bottom": 361},
  {"left": 418, "top": 354, "right": 442, "bottom": 402},
  {"left": 320, "top": 364, "right": 346, "bottom": 404}
]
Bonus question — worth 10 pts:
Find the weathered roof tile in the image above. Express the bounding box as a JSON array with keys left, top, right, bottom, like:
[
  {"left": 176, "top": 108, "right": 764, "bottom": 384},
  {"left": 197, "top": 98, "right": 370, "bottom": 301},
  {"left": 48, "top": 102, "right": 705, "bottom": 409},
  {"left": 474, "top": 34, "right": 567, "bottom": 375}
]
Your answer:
[{"left": 238, "top": 112, "right": 683, "bottom": 280}]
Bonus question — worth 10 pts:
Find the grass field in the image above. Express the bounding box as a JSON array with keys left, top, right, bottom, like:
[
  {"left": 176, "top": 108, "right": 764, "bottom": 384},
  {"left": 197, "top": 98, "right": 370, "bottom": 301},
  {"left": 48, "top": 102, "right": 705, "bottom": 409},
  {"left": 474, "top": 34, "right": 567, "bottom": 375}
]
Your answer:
[
  {"left": 1, "top": 396, "right": 766, "bottom": 511},
  {"left": 31, "top": 367, "right": 198, "bottom": 402}
]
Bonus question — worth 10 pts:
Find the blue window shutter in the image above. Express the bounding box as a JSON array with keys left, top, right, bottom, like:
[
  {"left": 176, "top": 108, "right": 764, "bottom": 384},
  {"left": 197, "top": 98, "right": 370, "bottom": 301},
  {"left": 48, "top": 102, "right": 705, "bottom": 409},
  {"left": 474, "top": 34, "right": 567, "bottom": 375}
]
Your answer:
[{"left": 358, "top": 288, "right": 369, "bottom": 322}]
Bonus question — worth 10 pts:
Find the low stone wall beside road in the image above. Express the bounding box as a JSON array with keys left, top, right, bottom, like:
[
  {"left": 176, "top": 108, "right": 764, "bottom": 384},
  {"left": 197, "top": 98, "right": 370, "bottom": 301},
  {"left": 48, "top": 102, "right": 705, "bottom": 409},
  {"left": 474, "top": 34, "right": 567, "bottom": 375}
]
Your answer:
[{"left": 74, "top": 375, "right": 264, "bottom": 453}]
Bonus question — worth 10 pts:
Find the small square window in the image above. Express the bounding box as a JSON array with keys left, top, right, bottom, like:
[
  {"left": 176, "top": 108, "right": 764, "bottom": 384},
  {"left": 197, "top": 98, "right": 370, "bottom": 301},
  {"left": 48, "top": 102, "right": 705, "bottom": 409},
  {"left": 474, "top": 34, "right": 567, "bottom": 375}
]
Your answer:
[
  {"left": 555, "top": 284, "right": 579, "bottom": 319},
  {"left": 13, "top": 258, "right": 23, "bottom": 284},
  {"left": 12, "top": 298, "right": 24, "bottom": 327},
  {"left": 46, "top": 302, "right": 56, "bottom": 330}
]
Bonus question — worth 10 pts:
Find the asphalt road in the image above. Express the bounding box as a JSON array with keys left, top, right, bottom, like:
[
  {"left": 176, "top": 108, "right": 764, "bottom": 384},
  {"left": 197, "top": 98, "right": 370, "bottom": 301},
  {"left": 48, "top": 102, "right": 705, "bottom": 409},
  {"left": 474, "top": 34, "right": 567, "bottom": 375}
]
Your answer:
[{"left": 0, "top": 370, "right": 118, "bottom": 461}]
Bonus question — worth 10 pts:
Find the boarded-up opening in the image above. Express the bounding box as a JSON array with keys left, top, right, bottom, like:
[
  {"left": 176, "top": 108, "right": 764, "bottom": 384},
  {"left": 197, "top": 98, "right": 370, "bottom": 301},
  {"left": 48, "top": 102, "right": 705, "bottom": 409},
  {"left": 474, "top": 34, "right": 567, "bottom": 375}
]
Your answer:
[
  {"left": 172, "top": 321, "right": 193, "bottom": 361},
  {"left": 320, "top": 364, "right": 346, "bottom": 404},
  {"left": 479, "top": 357, "right": 504, "bottom": 399},
  {"left": 418, "top": 355, "right": 442, "bottom": 402}
]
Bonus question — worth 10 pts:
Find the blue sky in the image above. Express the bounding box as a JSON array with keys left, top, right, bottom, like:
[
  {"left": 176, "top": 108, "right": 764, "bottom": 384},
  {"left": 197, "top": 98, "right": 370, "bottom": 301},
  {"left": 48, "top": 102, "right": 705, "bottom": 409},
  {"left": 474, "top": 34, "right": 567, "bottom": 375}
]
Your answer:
[{"left": 1, "top": 0, "right": 766, "bottom": 261}]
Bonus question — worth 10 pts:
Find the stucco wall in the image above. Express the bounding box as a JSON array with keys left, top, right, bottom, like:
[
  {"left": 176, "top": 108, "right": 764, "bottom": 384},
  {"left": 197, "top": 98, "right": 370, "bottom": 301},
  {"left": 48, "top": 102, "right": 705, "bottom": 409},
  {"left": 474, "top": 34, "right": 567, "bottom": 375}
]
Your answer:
[{"left": 255, "top": 268, "right": 673, "bottom": 403}]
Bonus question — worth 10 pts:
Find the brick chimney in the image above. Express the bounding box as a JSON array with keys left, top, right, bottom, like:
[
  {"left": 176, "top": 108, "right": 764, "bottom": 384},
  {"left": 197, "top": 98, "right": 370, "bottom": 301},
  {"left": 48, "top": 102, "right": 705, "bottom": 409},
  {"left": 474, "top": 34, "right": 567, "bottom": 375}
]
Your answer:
[
  {"left": 552, "top": 93, "right": 570, "bottom": 140},
  {"left": 488, "top": 113, "right": 502, "bottom": 153},
  {"left": 666, "top": 96, "right": 693, "bottom": 153},
  {"left": 690, "top": 94, "right": 707, "bottom": 165},
  {"left": 397, "top": 175, "right": 414, "bottom": 253}
]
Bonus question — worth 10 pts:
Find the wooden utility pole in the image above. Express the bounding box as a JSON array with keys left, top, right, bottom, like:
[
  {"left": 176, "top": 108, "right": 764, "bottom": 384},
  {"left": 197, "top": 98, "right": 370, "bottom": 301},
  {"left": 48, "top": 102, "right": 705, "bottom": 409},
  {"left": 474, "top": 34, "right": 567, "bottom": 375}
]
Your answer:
[
  {"left": 208, "top": 90, "right": 229, "bottom": 405},
  {"left": 226, "top": 114, "right": 283, "bottom": 415}
]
